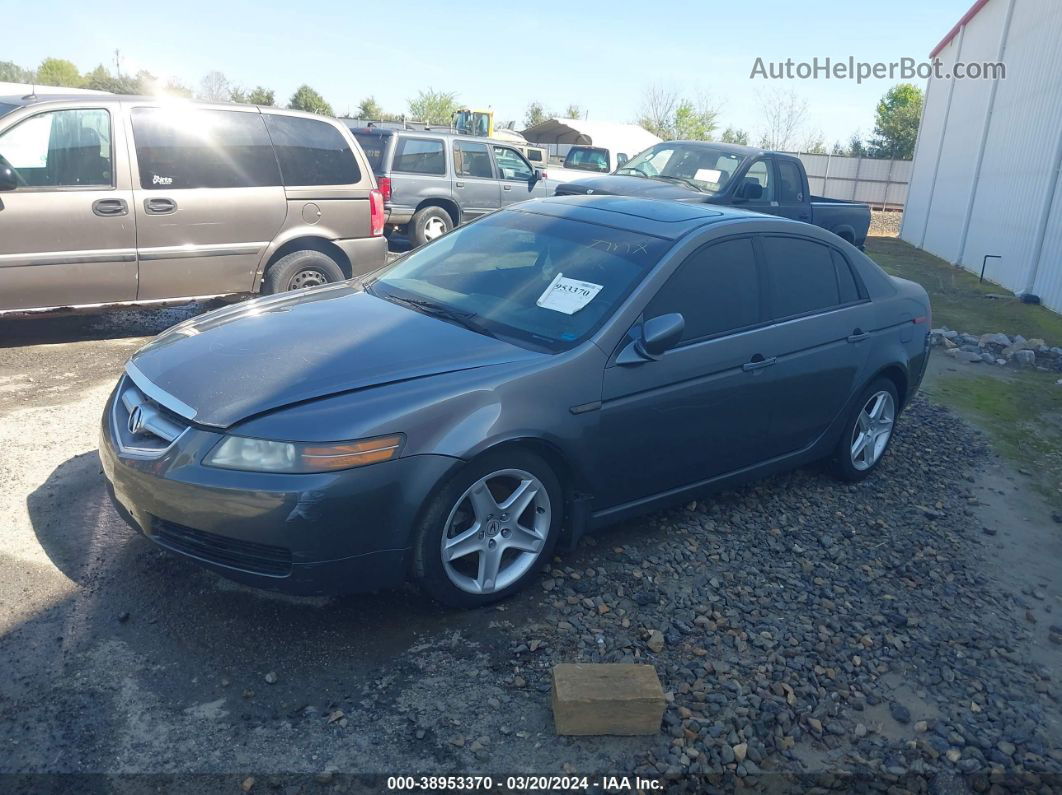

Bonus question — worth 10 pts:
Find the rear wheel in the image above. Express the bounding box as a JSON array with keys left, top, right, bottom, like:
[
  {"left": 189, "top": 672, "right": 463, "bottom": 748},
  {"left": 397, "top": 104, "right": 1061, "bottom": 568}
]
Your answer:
[
  {"left": 414, "top": 449, "right": 562, "bottom": 608},
  {"left": 409, "top": 206, "right": 453, "bottom": 247},
  {"left": 262, "top": 249, "right": 345, "bottom": 295},
  {"left": 831, "top": 378, "right": 898, "bottom": 481}
]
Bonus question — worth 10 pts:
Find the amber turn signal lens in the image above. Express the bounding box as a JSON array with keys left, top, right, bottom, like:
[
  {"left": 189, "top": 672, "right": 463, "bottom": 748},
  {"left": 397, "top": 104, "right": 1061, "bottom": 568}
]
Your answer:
[{"left": 299, "top": 434, "right": 403, "bottom": 471}]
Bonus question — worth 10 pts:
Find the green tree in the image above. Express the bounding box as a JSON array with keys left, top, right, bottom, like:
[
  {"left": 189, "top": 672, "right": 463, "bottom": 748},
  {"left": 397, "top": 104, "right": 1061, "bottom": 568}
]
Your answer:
[
  {"left": 356, "top": 96, "right": 384, "bottom": 119},
  {"left": 0, "top": 60, "right": 34, "bottom": 83},
  {"left": 247, "top": 86, "right": 275, "bottom": 106},
  {"left": 563, "top": 104, "right": 582, "bottom": 120},
  {"left": 846, "top": 132, "right": 867, "bottom": 158},
  {"left": 35, "top": 58, "right": 81, "bottom": 88},
  {"left": 720, "top": 127, "right": 749, "bottom": 145},
  {"left": 524, "top": 101, "right": 547, "bottom": 129},
  {"left": 673, "top": 97, "right": 718, "bottom": 141},
  {"left": 868, "top": 83, "right": 923, "bottom": 159},
  {"left": 289, "top": 84, "right": 333, "bottom": 116},
  {"left": 407, "top": 88, "right": 458, "bottom": 125}
]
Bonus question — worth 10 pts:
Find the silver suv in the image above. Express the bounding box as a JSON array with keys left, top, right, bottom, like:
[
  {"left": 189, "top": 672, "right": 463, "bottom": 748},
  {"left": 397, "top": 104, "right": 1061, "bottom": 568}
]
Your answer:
[{"left": 0, "top": 94, "right": 387, "bottom": 312}]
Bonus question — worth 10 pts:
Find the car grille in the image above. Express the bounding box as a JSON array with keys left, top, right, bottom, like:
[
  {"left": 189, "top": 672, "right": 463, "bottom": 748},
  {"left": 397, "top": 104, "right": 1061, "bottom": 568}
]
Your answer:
[
  {"left": 152, "top": 519, "right": 293, "bottom": 577},
  {"left": 111, "top": 375, "right": 190, "bottom": 457}
]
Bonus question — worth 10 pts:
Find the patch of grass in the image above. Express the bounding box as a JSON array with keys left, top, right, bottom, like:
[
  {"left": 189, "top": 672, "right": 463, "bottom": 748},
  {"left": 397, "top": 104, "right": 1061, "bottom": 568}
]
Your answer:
[
  {"left": 923, "top": 368, "right": 1062, "bottom": 511},
  {"left": 865, "top": 236, "right": 1062, "bottom": 345}
]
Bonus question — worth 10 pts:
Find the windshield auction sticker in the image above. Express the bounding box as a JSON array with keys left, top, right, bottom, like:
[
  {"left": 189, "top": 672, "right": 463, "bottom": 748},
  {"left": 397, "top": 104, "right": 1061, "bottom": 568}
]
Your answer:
[{"left": 536, "top": 273, "right": 604, "bottom": 315}]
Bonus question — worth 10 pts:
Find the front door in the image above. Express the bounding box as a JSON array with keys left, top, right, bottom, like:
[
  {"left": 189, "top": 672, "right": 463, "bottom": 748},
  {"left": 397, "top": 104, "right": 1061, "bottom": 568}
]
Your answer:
[
  {"left": 736, "top": 157, "right": 776, "bottom": 215},
  {"left": 0, "top": 105, "right": 137, "bottom": 310},
  {"left": 595, "top": 237, "right": 774, "bottom": 509},
  {"left": 453, "top": 140, "right": 500, "bottom": 219},
  {"left": 127, "top": 105, "right": 286, "bottom": 301},
  {"left": 772, "top": 159, "right": 812, "bottom": 223},
  {"left": 492, "top": 145, "right": 548, "bottom": 206}
]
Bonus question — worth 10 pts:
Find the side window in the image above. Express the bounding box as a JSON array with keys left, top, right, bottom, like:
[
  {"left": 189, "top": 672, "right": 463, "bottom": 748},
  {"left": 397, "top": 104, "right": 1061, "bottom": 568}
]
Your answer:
[
  {"left": 392, "top": 137, "right": 446, "bottom": 175},
  {"left": 832, "top": 249, "right": 862, "bottom": 303},
  {"left": 762, "top": 236, "right": 840, "bottom": 318},
  {"left": 0, "top": 108, "right": 112, "bottom": 188},
  {"left": 742, "top": 159, "right": 773, "bottom": 202},
  {"left": 454, "top": 141, "right": 493, "bottom": 178},
  {"left": 131, "top": 108, "right": 281, "bottom": 189},
  {"left": 776, "top": 160, "right": 803, "bottom": 202},
  {"left": 493, "top": 146, "right": 533, "bottom": 181},
  {"left": 264, "top": 115, "right": 360, "bottom": 185},
  {"left": 645, "top": 238, "right": 761, "bottom": 343}
]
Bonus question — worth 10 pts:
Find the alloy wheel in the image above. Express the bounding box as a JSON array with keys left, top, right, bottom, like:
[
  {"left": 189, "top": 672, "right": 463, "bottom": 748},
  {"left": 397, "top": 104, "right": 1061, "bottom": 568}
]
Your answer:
[
  {"left": 850, "top": 390, "right": 895, "bottom": 471},
  {"left": 423, "top": 216, "right": 448, "bottom": 241},
  {"left": 441, "top": 468, "right": 551, "bottom": 594}
]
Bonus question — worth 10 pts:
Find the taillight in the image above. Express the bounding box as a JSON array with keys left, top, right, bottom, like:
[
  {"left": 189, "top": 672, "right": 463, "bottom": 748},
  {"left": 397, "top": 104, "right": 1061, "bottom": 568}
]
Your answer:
[
  {"left": 377, "top": 176, "right": 392, "bottom": 202},
  {"left": 369, "top": 189, "right": 384, "bottom": 237}
]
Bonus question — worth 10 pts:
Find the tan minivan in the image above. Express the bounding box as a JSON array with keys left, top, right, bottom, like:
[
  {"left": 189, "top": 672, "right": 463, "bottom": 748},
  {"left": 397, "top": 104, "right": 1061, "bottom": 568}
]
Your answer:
[{"left": 0, "top": 94, "right": 387, "bottom": 312}]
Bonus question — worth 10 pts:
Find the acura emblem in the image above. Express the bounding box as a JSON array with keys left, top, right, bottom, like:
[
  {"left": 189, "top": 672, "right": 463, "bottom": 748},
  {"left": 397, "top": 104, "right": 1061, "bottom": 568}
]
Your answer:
[{"left": 128, "top": 405, "right": 146, "bottom": 435}]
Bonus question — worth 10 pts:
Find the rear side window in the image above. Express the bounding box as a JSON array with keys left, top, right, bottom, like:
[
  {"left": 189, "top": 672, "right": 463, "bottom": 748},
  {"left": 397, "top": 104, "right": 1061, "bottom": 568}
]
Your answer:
[
  {"left": 131, "top": 107, "right": 281, "bottom": 190},
  {"left": 352, "top": 131, "right": 389, "bottom": 172},
  {"left": 392, "top": 137, "right": 445, "bottom": 175},
  {"left": 832, "top": 250, "right": 862, "bottom": 303},
  {"left": 763, "top": 236, "right": 840, "bottom": 318},
  {"left": 646, "top": 238, "right": 761, "bottom": 342},
  {"left": 776, "top": 160, "right": 803, "bottom": 202},
  {"left": 454, "top": 141, "right": 493, "bottom": 178},
  {"left": 265, "top": 115, "right": 359, "bottom": 186}
]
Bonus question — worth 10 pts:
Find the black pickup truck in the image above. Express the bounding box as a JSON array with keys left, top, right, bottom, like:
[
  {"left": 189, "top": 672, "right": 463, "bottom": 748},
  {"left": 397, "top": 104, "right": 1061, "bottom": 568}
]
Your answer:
[{"left": 555, "top": 141, "right": 871, "bottom": 248}]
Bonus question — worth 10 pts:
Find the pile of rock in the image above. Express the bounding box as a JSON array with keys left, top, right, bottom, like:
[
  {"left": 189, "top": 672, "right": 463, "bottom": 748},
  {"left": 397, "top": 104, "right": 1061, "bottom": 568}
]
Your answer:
[{"left": 930, "top": 328, "right": 1062, "bottom": 371}]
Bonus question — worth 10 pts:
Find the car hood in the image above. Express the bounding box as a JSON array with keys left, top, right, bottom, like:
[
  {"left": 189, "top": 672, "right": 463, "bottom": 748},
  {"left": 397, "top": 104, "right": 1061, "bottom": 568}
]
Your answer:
[
  {"left": 556, "top": 174, "right": 704, "bottom": 200},
  {"left": 129, "top": 285, "right": 542, "bottom": 428}
]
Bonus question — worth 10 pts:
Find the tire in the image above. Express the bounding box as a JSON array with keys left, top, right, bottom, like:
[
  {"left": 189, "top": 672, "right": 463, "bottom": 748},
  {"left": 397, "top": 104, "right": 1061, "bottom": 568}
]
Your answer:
[
  {"left": 409, "top": 206, "right": 453, "bottom": 248},
  {"left": 262, "top": 249, "right": 346, "bottom": 295},
  {"left": 831, "top": 377, "right": 899, "bottom": 482},
  {"left": 413, "top": 448, "right": 562, "bottom": 608}
]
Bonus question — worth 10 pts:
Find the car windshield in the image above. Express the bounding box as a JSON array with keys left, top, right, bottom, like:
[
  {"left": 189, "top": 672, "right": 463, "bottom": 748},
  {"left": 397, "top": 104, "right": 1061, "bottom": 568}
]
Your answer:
[
  {"left": 351, "top": 130, "right": 389, "bottom": 172},
  {"left": 564, "top": 147, "right": 609, "bottom": 172},
  {"left": 369, "top": 210, "right": 670, "bottom": 352},
  {"left": 616, "top": 143, "right": 745, "bottom": 194}
]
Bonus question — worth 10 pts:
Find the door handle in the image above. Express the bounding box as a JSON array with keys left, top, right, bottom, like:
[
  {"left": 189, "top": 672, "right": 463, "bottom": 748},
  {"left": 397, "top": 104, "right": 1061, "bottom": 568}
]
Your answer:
[
  {"left": 742, "top": 354, "right": 777, "bottom": 372},
  {"left": 847, "top": 329, "right": 870, "bottom": 343},
  {"left": 502, "top": 184, "right": 512, "bottom": 191},
  {"left": 144, "top": 197, "right": 177, "bottom": 215},
  {"left": 455, "top": 182, "right": 465, "bottom": 188},
  {"left": 92, "top": 198, "right": 128, "bottom": 217}
]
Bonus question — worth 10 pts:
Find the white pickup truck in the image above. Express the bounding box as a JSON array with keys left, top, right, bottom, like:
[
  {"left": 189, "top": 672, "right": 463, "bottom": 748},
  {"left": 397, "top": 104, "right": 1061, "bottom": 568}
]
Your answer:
[{"left": 545, "top": 145, "right": 637, "bottom": 184}]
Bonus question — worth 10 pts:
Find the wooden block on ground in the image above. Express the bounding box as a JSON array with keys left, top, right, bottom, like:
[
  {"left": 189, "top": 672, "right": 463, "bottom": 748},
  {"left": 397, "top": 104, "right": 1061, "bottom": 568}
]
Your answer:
[{"left": 551, "top": 663, "right": 665, "bottom": 735}]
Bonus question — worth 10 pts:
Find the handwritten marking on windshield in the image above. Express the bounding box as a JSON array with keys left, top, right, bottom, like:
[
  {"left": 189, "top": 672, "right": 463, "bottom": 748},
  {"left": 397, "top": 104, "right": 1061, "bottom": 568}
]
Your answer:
[{"left": 588, "top": 239, "right": 649, "bottom": 255}]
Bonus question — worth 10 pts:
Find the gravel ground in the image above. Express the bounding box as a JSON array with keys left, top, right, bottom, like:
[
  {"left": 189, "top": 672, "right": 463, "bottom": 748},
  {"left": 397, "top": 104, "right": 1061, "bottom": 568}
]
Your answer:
[
  {"left": 1, "top": 306, "right": 1060, "bottom": 792},
  {"left": 870, "top": 210, "right": 903, "bottom": 238}
]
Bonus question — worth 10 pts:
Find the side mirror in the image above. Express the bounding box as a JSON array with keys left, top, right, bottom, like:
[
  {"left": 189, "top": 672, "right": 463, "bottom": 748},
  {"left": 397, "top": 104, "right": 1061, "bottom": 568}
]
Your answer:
[
  {"left": 735, "top": 180, "right": 763, "bottom": 201},
  {"left": 533, "top": 168, "right": 546, "bottom": 181},
  {"left": 617, "top": 154, "right": 629, "bottom": 167},
  {"left": 0, "top": 165, "right": 17, "bottom": 192},
  {"left": 617, "top": 313, "right": 685, "bottom": 365}
]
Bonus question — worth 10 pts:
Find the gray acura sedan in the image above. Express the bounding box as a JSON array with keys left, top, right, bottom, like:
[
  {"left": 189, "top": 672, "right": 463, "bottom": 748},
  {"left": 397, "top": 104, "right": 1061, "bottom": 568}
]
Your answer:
[{"left": 101, "top": 196, "right": 930, "bottom": 607}]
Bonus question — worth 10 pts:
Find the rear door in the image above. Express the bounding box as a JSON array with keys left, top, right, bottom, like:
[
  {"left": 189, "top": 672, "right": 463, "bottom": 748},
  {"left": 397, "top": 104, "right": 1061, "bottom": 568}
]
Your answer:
[
  {"left": 389, "top": 135, "right": 449, "bottom": 217},
  {"left": 492, "top": 145, "right": 548, "bottom": 206},
  {"left": 452, "top": 140, "right": 500, "bottom": 218},
  {"left": 753, "top": 234, "right": 874, "bottom": 457},
  {"left": 773, "top": 158, "right": 812, "bottom": 223},
  {"left": 127, "top": 105, "right": 286, "bottom": 300},
  {"left": 0, "top": 103, "right": 137, "bottom": 310},
  {"left": 596, "top": 237, "right": 774, "bottom": 507}
]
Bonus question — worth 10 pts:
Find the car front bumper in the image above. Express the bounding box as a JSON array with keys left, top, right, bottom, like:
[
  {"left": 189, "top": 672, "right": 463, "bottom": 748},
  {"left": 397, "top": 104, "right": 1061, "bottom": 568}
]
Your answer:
[{"left": 100, "top": 391, "right": 461, "bottom": 595}]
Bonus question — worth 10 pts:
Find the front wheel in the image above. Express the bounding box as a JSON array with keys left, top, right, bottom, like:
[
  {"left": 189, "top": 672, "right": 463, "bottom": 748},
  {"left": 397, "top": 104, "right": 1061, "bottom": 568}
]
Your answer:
[
  {"left": 413, "top": 449, "right": 562, "bottom": 608},
  {"left": 831, "top": 378, "right": 898, "bottom": 481}
]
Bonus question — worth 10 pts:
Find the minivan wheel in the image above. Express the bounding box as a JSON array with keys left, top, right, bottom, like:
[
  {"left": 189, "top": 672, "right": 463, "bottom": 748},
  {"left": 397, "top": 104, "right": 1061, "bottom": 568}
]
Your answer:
[
  {"left": 262, "top": 250, "right": 346, "bottom": 295},
  {"left": 831, "top": 377, "right": 899, "bottom": 482},
  {"left": 410, "top": 206, "right": 453, "bottom": 247},
  {"left": 413, "top": 449, "right": 562, "bottom": 608}
]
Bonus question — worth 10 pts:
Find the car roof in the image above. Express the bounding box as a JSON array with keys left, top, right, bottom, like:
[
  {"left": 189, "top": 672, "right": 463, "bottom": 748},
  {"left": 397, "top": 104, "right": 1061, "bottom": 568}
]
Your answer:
[
  {"left": 0, "top": 95, "right": 336, "bottom": 122},
  {"left": 512, "top": 195, "right": 801, "bottom": 240}
]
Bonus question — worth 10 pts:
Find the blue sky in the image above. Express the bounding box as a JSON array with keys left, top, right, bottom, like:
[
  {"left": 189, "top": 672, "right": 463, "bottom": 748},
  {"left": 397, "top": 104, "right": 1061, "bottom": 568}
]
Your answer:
[{"left": 10, "top": 0, "right": 971, "bottom": 145}]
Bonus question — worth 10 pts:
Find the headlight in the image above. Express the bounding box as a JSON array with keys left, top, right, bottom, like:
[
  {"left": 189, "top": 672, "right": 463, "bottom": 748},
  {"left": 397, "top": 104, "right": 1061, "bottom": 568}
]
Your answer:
[{"left": 204, "top": 433, "right": 403, "bottom": 473}]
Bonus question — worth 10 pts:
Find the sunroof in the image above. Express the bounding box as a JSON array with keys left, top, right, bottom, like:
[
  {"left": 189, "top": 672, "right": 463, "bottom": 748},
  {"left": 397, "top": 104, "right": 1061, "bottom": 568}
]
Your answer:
[{"left": 551, "top": 195, "right": 722, "bottom": 223}]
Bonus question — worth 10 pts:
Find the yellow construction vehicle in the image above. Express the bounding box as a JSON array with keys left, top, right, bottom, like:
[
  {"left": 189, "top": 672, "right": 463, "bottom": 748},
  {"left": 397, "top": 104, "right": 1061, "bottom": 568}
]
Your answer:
[{"left": 452, "top": 108, "right": 494, "bottom": 138}]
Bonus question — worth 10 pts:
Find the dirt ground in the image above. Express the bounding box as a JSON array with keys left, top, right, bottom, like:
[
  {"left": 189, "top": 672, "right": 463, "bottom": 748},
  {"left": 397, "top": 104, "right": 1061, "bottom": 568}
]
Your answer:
[{"left": 0, "top": 304, "right": 1059, "bottom": 792}]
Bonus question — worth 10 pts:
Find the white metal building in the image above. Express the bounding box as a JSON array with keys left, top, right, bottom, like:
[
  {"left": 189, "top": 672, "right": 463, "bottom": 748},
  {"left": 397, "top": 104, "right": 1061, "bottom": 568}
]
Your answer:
[{"left": 901, "top": 0, "right": 1062, "bottom": 312}]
